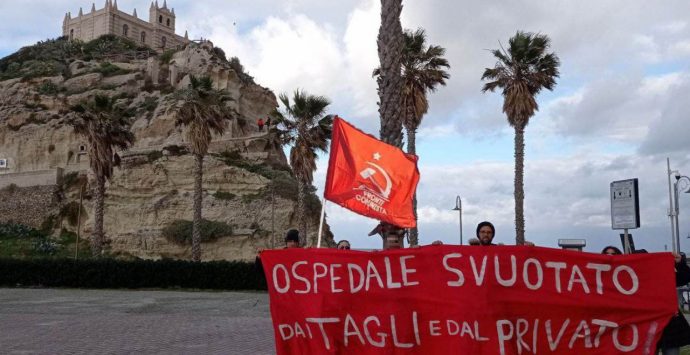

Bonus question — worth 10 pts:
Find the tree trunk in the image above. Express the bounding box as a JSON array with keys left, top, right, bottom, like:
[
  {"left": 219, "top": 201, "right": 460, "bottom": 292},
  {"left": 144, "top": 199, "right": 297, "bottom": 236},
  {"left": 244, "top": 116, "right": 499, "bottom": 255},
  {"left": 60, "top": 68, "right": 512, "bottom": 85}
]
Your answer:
[
  {"left": 91, "top": 174, "right": 105, "bottom": 256},
  {"left": 192, "top": 153, "right": 203, "bottom": 261},
  {"left": 297, "top": 179, "right": 307, "bottom": 246},
  {"left": 514, "top": 126, "right": 526, "bottom": 245},
  {"left": 407, "top": 126, "right": 419, "bottom": 246},
  {"left": 377, "top": 0, "right": 404, "bottom": 148}
]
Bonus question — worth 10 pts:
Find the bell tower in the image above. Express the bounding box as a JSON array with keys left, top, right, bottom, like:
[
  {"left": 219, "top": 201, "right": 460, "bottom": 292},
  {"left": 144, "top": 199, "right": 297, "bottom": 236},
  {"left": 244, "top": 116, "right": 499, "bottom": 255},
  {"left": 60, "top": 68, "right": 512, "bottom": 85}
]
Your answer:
[{"left": 149, "top": 0, "right": 176, "bottom": 32}]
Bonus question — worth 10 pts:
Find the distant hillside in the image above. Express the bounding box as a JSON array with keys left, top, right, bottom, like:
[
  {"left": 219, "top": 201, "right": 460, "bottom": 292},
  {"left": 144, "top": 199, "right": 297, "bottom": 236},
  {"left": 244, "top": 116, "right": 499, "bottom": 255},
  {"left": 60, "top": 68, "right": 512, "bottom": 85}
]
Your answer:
[
  {"left": 0, "top": 37, "right": 333, "bottom": 260},
  {"left": 0, "top": 35, "right": 154, "bottom": 81}
]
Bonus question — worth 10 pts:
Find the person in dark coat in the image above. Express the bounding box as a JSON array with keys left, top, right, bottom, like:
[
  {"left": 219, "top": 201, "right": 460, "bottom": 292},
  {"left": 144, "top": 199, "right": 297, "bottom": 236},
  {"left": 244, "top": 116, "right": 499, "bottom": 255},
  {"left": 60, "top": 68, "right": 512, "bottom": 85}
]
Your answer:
[
  {"left": 255, "top": 229, "right": 301, "bottom": 284},
  {"left": 657, "top": 252, "right": 690, "bottom": 354}
]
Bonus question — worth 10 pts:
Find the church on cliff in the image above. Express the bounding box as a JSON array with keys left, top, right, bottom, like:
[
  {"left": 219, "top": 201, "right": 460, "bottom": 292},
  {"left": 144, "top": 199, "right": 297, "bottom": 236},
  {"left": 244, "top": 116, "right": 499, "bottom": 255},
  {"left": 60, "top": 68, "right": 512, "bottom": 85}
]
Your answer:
[{"left": 62, "top": 0, "right": 190, "bottom": 51}]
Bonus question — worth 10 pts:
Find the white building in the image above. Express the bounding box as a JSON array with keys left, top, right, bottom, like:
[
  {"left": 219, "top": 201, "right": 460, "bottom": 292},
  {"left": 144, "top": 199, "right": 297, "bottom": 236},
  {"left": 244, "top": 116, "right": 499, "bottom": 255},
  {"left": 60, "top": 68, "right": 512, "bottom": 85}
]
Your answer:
[{"left": 62, "top": 0, "right": 190, "bottom": 51}]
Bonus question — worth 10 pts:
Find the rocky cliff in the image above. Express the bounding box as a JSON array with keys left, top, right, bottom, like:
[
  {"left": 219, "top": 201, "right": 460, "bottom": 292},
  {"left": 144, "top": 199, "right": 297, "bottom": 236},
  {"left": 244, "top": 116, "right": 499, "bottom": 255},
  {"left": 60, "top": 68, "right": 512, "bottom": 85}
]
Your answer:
[{"left": 0, "top": 36, "right": 333, "bottom": 260}]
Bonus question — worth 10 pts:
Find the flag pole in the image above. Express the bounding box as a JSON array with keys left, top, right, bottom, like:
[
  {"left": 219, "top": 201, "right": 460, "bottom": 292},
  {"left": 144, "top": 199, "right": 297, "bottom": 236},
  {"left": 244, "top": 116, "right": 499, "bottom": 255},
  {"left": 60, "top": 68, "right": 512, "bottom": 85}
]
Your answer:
[{"left": 316, "top": 195, "right": 327, "bottom": 248}]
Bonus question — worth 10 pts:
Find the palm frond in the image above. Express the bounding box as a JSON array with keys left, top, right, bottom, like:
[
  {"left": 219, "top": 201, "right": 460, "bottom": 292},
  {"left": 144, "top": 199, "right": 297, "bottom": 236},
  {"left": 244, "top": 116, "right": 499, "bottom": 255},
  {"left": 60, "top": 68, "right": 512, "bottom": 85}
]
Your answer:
[
  {"left": 164, "top": 76, "right": 235, "bottom": 155},
  {"left": 399, "top": 27, "right": 450, "bottom": 132},
  {"left": 280, "top": 90, "right": 333, "bottom": 185},
  {"left": 481, "top": 31, "right": 560, "bottom": 127},
  {"left": 66, "top": 95, "right": 135, "bottom": 180}
]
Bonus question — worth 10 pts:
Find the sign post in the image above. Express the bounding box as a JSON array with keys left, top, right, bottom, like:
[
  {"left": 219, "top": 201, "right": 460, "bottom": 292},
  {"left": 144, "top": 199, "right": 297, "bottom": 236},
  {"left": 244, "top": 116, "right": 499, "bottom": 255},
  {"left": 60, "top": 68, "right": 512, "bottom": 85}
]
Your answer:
[{"left": 610, "top": 178, "right": 640, "bottom": 254}]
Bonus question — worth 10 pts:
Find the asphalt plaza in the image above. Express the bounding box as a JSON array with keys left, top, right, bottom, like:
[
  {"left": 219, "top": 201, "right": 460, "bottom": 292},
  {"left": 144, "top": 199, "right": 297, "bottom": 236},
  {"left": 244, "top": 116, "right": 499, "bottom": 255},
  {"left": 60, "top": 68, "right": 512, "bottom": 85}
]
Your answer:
[
  {"left": 0, "top": 289, "right": 275, "bottom": 354},
  {"left": 1, "top": 288, "right": 689, "bottom": 354}
]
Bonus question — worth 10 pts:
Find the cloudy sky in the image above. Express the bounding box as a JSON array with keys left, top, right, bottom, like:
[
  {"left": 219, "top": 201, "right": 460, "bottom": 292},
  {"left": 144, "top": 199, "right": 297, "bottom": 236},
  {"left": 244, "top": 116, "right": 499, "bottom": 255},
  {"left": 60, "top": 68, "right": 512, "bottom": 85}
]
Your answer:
[{"left": 2, "top": 0, "right": 690, "bottom": 252}]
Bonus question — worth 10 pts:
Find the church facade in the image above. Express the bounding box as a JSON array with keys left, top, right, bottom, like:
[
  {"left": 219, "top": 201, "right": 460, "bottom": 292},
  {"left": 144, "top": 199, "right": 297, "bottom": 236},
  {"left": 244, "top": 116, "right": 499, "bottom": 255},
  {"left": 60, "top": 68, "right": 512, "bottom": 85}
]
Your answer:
[{"left": 62, "top": 0, "right": 190, "bottom": 51}]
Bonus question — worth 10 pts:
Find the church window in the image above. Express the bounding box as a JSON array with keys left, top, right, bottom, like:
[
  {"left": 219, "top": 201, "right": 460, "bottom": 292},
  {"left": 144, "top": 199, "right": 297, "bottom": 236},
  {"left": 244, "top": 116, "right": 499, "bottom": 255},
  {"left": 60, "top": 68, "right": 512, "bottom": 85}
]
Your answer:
[
  {"left": 123, "top": 24, "right": 129, "bottom": 37},
  {"left": 141, "top": 31, "right": 146, "bottom": 43},
  {"left": 70, "top": 29, "right": 74, "bottom": 40},
  {"left": 166, "top": 18, "right": 170, "bottom": 27},
  {"left": 159, "top": 15, "right": 163, "bottom": 23},
  {"left": 161, "top": 36, "right": 167, "bottom": 48}
]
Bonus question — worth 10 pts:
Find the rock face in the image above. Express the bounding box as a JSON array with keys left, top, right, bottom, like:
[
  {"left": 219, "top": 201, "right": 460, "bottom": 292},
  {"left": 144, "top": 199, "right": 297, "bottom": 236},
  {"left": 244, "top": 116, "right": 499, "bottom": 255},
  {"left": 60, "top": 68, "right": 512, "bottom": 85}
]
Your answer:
[{"left": 0, "top": 42, "right": 334, "bottom": 261}]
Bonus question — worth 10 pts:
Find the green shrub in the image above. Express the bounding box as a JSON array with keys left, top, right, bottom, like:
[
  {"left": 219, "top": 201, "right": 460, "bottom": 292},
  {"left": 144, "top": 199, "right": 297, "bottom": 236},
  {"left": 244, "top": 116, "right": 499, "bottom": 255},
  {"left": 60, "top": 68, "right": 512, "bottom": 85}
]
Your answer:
[
  {"left": 147, "top": 150, "right": 163, "bottom": 162},
  {"left": 268, "top": 173, "right": 298, "bottom": 201},
  {"left": 162, "top": 219, "right": 234, "bottom": 245},
  {"left": 228, "top": 56, "right": 255, "bottom": 84},
  {"left": 305, "top": 186, "right": 323, "bottom": 216},
  {"left": 211, "top": 47, "right": 227, "bottom": 61},
  {"left": 24, "top": 102, "right": 48, "bottom": 110},
  {"left": 217, "top": 150, "right": 293, "bottom": 181},
  {"left": 0, "top": 222, "right": 46, "bottom": 240},
  {"left": 32, "top": 239, "right": 59, "bottom": 255},
  {"left": 60, "top": 202, "right": 86, "bottom": 226},
  {"left": 60, "top": 172, "right": 87, "bottom": 192},
  {"left": 241, "top": 192, "right": 265, "bottom": 203},
  {"left": 94, "top": 62, "right": 130, "bottom": 77},
  {"left": 0, "top": 37, "right": 80, "bottom": 80},
  {"left": 213, "top": 191, "right": 236, "bottom": 200},
  {"left": 18, "top": 60, "right": 61, "bottom": 80},
  {"left": 40, "top": 214, "right": 58, "bottom": 232},
  {"left": 159, "top": 49, "right": 176, "bottom": 64},
  {"left": 82, "top": 34, "right": 152, "bottom": 58},
  {"left": 163, "top": 144, "right": 187, "bottom": 156},
  {"left": 140, "top": 96, "right": 159, "bottom": 112},
  {"left": 0, "top": 258, "right": 266, "bottom": 290},
  {"left": 38, "top": 80, "right": 59, "bottom": 95},
  {"left": 1, "top": 184, "right": 19, "bottom": 194}
]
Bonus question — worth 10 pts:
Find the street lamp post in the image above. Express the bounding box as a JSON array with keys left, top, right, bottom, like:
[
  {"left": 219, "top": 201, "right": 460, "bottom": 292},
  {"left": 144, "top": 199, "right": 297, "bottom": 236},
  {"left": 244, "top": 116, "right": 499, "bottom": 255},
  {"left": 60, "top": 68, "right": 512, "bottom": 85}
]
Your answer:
[
  {"left": 667, "top": 158, "right": 677, "bottom": 253},
  {"left": 452, "top": 196, "right": 463, "bottom": 245},
  {"left": 673, "top": 173, "right": 690, "bottom": 253}
]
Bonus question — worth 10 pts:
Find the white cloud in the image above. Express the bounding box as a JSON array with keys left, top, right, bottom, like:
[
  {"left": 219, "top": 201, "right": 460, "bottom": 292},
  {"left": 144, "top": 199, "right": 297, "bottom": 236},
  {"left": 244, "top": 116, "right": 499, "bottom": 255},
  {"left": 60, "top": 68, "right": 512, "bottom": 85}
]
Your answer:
[
  {"left": 3, "top": 0, "right": 690, "bottom": 252},
  {"left": 668, "top": 40, "right": 690, "bottom": 58},
  {"left": 546, "top": 71, "right": 690, "bottom": 152}
]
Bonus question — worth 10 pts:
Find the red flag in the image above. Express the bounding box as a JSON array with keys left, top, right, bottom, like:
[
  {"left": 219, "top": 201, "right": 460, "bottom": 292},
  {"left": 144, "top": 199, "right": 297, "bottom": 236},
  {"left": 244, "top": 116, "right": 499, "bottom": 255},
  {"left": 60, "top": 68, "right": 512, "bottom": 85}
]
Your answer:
[{"left": 324, "top": 117, "right": 420, "bottom": 227}]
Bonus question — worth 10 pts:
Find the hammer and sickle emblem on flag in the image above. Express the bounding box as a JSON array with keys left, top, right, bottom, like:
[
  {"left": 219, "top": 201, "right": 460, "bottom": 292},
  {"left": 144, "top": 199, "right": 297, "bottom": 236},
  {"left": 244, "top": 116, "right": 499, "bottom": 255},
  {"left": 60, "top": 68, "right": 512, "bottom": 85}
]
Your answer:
[{"left": 358, "top": 162, "right": 392, "bottom": 200}]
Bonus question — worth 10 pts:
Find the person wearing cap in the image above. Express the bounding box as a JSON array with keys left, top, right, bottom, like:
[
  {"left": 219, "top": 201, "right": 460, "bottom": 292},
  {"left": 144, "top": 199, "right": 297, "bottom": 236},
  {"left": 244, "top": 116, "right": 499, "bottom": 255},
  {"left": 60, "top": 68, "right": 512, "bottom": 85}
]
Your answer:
[
  {"left": 384, "top": 230, "right": 405, "bottom": 250},
  {"left": 284, "top": 229, "right": 300, "bottom": 249}
]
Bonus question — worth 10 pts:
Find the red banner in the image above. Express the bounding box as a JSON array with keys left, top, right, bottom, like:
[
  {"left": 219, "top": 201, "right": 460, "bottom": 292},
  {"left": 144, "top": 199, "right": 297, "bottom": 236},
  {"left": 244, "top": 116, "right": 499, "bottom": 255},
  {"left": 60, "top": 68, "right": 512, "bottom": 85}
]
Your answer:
[
  {"left": 324, "top": 117, "right": 420, "bottom": 227},
  {"left": 261, "top": 246, "right": 678, "bottom": 354}
]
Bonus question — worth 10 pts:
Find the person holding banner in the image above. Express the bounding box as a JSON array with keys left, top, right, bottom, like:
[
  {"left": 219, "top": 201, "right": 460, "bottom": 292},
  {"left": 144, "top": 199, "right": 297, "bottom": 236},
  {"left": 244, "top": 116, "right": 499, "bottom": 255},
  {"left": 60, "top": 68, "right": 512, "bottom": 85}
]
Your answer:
[
  {"left": 368, "top": 222, "right": 407, "bottom": 250},
  {"left": 468, "top": 221, "right": 535, "bottom": 247},
  {"left": 336, "top": 240, "right": 351, "bottom": 250},
  {"left": 476, "top": 221, "right": 497, "bottom": 246},
  {"left": 657, "top": 252, "right": 690, "bottom": 354},
  {"left": 601, "top": 246, "right": 623, "bottom": 255},
  {"left": 255, "top": 229, "right": 302, "bottom": 282},
  {"left": 606, "top": 248, "right": 690, "bottom": 354}
]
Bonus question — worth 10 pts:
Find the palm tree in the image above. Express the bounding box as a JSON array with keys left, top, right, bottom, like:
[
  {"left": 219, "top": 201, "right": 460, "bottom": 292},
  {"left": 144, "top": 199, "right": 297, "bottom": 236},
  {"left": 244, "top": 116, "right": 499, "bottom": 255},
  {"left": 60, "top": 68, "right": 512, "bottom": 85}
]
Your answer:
[
  {"left": 274, "top": 90, "right": 333, "bottom": 246},
  {"left": 481, "top": 31, "right": 560, "bottom": 245},
  {"left": 376, "top": 0, "right": 404, "bottom": 148},
  {"left": 165, "top": 76, "right": 235, "bottom": 261},
  {"left": 374, "top": 28, "right": 450, "bottom": 245},
  {"left": 67, "top": 95, "right": 135, "bottom": 256}
]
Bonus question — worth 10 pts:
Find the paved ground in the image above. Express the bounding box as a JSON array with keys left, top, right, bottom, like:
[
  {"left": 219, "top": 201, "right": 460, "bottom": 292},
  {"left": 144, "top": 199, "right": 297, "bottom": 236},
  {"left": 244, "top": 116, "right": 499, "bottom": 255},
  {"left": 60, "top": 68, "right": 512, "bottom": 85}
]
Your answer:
[{"left": 0, "top": 289, "right": 275, "bottom": 355}]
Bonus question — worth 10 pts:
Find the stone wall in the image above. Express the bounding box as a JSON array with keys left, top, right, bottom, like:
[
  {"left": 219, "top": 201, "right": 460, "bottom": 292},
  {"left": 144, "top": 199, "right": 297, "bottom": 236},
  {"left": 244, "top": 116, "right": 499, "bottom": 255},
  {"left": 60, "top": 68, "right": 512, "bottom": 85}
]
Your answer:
[
  {"left": 0, "top": 168, "right": 63, "bottom": 189},
  {"left": 0, "top": 185, "right": 60, "bottom": 229},
  {"left": 64, "top": 9, "right": 109, "bottom": 42}
]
